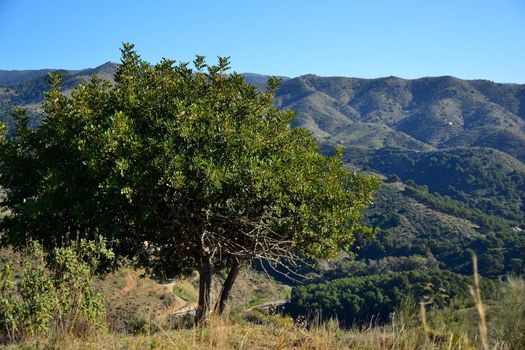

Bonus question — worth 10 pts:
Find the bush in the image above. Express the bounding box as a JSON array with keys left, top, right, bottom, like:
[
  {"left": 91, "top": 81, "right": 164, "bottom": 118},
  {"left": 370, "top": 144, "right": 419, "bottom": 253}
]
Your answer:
[
  {"left": 244, "top": 309, "right": 294, "bottom": 328},
  {"left": 0, "top": 238, "right": 113, "bottom": 343}
]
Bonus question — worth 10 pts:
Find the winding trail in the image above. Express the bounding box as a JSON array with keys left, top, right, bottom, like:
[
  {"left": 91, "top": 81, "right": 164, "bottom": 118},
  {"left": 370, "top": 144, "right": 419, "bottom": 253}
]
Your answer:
[
  {"left": 111, "top": 272, "right": 289, "bottom": 319},
  {"left": 113, "top": 274, "right": 287, "bottom": 318},
  {"left": 155, "top": 280, "right": 198, "bottom": 317},
  {"left": 156, "top": 296, "right": 198, "bottom": 317},
  {"left": 114, "top": 273, "right": 137, "bottom": 299}
]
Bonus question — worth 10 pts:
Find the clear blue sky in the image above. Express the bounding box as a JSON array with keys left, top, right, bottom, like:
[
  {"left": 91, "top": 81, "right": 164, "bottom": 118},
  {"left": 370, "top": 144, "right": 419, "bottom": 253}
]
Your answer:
[{"left": 1, "top": 0, "right": 524, "bottom": 83}]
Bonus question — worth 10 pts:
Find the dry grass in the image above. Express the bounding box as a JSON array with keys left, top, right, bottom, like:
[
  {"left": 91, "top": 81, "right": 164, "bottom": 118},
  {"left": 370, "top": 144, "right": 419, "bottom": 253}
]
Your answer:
[
  {"left": 489, "top": 277, "right": 525, "bottom": 349},
  {"left": 3, "top": 255, "right": 524, "bottom": 349},
  {"left": 470, "top": 253, "right": 489, "bottom": 350},
  {"left": 3, "top": 297, "right": 522, "bottom": 349},
  {"left": 0, "top": 308, "right": 493, "bottom": 350}
]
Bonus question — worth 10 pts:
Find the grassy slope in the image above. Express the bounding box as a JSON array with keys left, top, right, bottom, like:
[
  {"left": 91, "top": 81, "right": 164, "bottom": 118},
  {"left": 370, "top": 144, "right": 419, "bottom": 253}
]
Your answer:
[
  {"left": 3, "top": 245, "right": 523, "bottom": 350},
  {"left": 0, "top": 246, "right": 289, "bottom": 335}
]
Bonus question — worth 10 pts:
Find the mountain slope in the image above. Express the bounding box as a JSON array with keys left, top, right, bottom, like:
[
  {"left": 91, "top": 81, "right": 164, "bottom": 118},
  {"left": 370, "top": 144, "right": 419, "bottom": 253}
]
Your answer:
[
  {"left": 275, "top": 75, "right": 525, "bottom": 161},
  {"left": 364, "top": 147, "right": 525, "bottom": 223},
  {"left": 3, "top": 66, "right": 525, "bottom": 162},
  {"left": 356, "top": 182, "right": 525, "bottom": 277},
  {"left": 0, "top": 63, "right": 118, "bottom": 129}
]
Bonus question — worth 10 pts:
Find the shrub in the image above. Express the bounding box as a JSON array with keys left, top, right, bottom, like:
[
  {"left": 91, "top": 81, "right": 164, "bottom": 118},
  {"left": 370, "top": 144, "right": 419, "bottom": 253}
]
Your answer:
[{"left": 0, "top": 238, "right": 113, "bottom": 343}]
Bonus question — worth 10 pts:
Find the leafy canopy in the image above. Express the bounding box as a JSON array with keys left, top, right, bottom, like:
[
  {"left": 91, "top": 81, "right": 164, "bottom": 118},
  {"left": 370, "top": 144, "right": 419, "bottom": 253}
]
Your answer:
[{"left": 0, "top": 43, "right": 380, "bottom": 276}]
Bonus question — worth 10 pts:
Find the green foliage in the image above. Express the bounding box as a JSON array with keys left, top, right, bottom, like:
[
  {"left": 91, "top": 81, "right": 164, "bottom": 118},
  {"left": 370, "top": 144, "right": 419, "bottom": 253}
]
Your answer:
[
  {"left": 0, "top": 44, "right": 379, "bottom": 323},
  {"left": 403, "top": 182, "right": 512, "bottom": 232},
  {"left": 287, "top": 270, "right": 497, "bottom": 327},
  {"left": 172, "top": 286, "right": 197, "bottom": 302},
  {"left": 0, "top": 44, "right": 379, "bottom": 277},
  {"left": 367, "top": 147, "right": 525, "bottom": 223},
  {"left": 319, "top": 254, "right": 440, "bottom": 281},
  {"left": 0, "top": 239, "right": 112, "bottom": 343},
  {"left": 244, "top": 309, "right": 294, "bottom": 328}
]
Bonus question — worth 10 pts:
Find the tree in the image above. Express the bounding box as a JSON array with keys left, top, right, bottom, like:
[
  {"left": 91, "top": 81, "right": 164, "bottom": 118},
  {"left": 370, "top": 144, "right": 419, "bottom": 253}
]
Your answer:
[{"left": 0, "top": 44, "right": 380, "bottom": 323}]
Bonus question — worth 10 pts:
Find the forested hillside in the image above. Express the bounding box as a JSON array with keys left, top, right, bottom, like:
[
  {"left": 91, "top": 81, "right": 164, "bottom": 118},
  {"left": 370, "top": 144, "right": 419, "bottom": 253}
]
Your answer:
[{"left": 266, "top": 74, "right": 525, "bottom": 325}]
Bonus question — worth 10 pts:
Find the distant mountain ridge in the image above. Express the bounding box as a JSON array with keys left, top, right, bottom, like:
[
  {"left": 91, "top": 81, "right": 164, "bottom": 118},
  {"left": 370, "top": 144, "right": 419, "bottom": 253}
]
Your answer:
[
  {"left": 273, "top": 74, "right": 525, "bottom": 161},
  {"left": 3, "top": 64, "right": 524, "bottom": 160},
  {"left": 0, "top": 69, "right": 55, "bottom": 86},
  {"left": 2, "top": 62, "right": 524, "bottom": 176},
  {"left": 0, "top": 62, "right": 118, "bottom": 86}
]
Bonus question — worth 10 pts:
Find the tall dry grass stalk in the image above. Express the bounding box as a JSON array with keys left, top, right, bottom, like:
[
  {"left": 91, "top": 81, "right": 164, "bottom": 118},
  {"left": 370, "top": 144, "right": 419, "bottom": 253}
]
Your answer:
[
  {"left": 470, "top": 253, "right": 489, "bottom": 350},
  {"left": 420, "top": 302, "right": 429, "bottom": 334}
]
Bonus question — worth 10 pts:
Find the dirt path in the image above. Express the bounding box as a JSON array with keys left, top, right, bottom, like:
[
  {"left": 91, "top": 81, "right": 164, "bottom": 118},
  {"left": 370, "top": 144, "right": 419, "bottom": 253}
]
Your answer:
[
  {"left": 159, "top": 279, "right": 178, "bottom": 292},
  {"left": 156, "top": 295, "right": 198, "bottom": 317},
  {"left": 155, "top": 279, "right": 198, "bottom": 317},
  {"left": 245, "top": 299, "right": 288, "bottom": 312},
  {"left": 114, "top": 273, "right": 136, "bottom": 299},
  {"left": 112, "top": 274, "right": 198, "bottom": 317}
]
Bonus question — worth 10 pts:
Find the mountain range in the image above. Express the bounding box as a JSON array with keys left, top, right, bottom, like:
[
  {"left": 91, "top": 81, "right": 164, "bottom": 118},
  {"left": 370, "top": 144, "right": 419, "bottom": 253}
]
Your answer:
[
  {"left": 3, "top": 63, "right": 524, "bottom": 158},
  {"left": 1, "top": 62, "right": 524, "bottom": 277}
]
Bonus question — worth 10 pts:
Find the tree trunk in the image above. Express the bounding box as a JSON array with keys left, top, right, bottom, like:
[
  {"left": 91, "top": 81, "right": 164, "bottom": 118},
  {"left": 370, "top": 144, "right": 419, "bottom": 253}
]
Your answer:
[
  {"left": 215, "top": 260, "right": 242, "bottom": 315},
  {"left": 195, "top": 254, "right": 213, "bottom": 324}
]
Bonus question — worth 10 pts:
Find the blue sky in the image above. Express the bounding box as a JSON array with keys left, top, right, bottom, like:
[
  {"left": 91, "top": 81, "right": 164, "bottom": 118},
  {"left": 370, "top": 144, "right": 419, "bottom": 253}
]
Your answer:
[{"left": 1, "top": 0, "right": 524, "bottom": 82}]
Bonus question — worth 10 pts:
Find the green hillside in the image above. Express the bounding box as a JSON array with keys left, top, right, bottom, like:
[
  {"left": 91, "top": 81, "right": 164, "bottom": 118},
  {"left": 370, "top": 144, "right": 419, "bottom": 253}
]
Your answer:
[
  {"left": 356, "top": 182, "right": 525, "bottom": 277},
  {"left": 364, "top": 147, "right": 525, "bottom": 223}
]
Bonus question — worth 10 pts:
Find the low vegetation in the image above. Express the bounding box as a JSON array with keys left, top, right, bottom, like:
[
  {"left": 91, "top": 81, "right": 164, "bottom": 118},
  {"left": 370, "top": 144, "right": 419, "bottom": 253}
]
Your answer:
[
  {"left": 0, "top": 240, "right": 112, "bottom": 342},
  {"left": 0, "top": 241, "right": 522, "bottom": 348}
]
